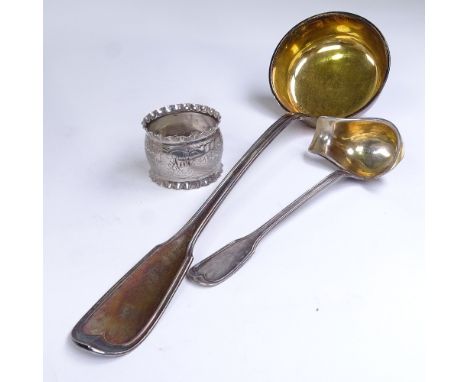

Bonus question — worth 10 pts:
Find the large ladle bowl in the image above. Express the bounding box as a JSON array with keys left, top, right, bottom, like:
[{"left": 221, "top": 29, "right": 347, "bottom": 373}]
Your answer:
[
  {"left": 270, "top": 11, "right": 390, "bottom": 118},
  {"left": 72, "top": 12, "right": 390, "bottom": 355}
]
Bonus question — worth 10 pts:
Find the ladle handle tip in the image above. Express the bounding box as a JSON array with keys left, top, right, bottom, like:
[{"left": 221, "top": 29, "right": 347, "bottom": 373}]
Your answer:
[
  {"left": 187, "top": 234, "right": 259, "bottom": 286},
  {"left": 71, "top": 235, "right": 192, "bottom": 355},
  {"left": 188, "top": 170, "right": 347, "bottom": 287}
]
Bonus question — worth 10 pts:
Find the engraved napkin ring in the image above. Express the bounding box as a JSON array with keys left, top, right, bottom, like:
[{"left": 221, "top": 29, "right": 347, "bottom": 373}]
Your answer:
[{"left": 142, "top": 104, "right": 223, "bottom": 190}]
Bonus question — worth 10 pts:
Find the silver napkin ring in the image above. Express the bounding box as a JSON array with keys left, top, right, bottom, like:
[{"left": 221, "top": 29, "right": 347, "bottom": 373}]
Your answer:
[{"left": 142, "top": 104, "right": 223, "bottom": 190}]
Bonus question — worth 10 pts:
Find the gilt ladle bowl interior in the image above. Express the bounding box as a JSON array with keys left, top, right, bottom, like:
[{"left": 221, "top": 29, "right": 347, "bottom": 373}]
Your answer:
[{"left": 269, "top": 12, "right": 390, "bottom": 117}]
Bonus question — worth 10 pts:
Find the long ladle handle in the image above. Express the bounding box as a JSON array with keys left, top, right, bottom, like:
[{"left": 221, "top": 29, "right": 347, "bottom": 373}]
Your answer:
[
  {"left": 187, "top": 169, "right": 347, "bottom": 286},
  {"left": 71, "top": 112, "right": 313, "bottom": 355}
]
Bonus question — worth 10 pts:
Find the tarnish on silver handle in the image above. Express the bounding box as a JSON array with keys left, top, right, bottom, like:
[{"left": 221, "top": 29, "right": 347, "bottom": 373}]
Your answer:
[
  {"left": 187, "top": 170, "right": 347, "bottom": 286},
  {"left": 71, "top": 112, "right": 314, "bottom": 355}
]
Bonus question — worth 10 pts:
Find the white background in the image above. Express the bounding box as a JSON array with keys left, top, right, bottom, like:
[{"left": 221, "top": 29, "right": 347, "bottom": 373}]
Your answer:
[{"left": 44, "top": 1, "right": 424, "bottom": 381}]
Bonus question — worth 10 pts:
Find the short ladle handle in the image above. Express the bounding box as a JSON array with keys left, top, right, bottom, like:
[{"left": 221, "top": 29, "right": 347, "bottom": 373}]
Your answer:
[{"left": 188, "top": 170, "right": 348, "bottom": 286}]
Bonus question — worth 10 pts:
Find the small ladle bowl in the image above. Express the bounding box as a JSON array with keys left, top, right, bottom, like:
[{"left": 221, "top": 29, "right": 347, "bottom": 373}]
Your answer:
[
  {"left": 309, "top": 116, "right": 403, "bottom": 179},
  {"left": 187, "top": 117, "right": 403, "bottom": 286}
]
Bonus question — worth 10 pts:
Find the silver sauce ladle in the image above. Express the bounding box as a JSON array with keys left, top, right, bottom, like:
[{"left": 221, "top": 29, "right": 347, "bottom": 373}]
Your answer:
[{"left": 187, "top": 116, "right": 403, "bottom": 286}]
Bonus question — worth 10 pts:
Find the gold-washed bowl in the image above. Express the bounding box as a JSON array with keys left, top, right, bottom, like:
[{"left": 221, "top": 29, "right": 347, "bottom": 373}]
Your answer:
[{"left": 269, "top": 11, "right": 390, "bottom": 117}]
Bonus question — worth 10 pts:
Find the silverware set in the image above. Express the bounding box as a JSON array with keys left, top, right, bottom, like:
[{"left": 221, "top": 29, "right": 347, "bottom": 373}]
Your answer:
[{"left": 72, "top": 11, "right": 403, "bottom": 355}]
